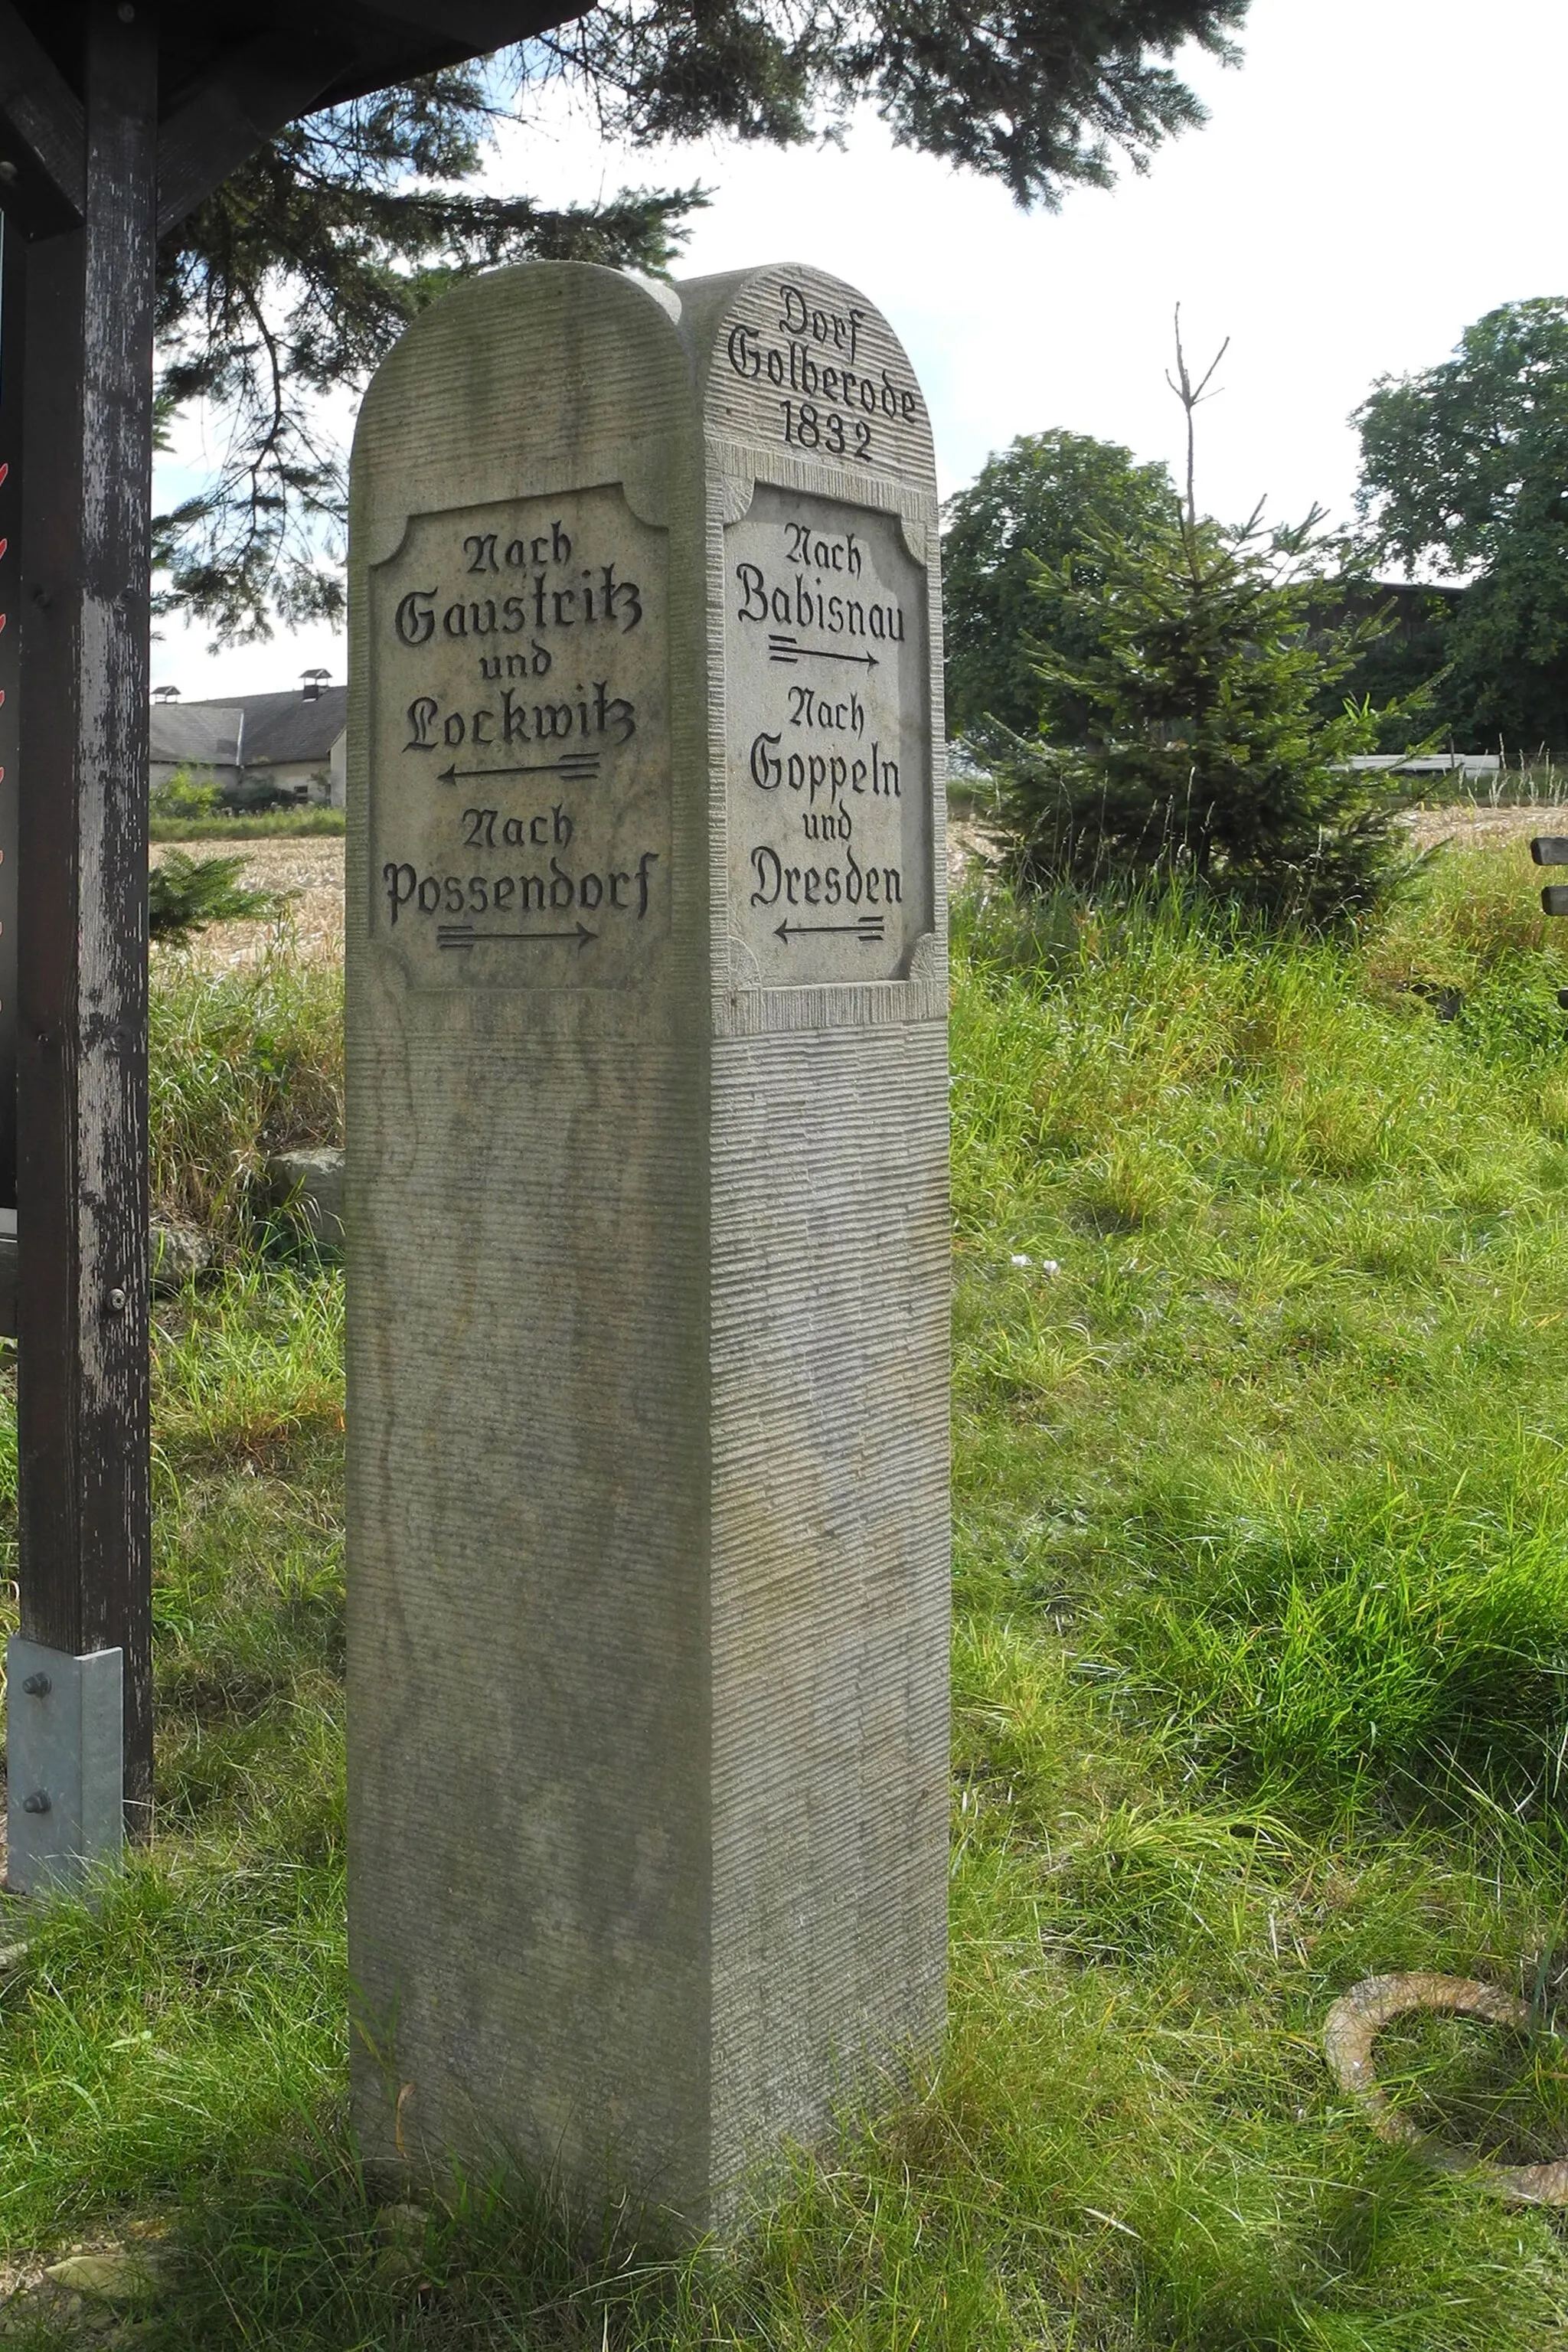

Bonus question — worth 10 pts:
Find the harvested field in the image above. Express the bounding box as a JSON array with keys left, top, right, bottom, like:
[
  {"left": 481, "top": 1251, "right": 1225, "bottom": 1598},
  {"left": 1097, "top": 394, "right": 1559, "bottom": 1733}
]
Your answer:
[
  {"left": 1403, "top": 800, "right": 1568, "bottom": 852},
  {"left": 151, "top": 836, "right": 345, "bottom": 967}
]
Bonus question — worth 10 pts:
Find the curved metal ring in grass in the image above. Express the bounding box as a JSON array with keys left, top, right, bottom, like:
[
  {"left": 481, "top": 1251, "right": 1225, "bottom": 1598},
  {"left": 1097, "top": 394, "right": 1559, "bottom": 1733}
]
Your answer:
[{"left": 1325, "top": 1972, "right": 1568, "bottom": 2205}]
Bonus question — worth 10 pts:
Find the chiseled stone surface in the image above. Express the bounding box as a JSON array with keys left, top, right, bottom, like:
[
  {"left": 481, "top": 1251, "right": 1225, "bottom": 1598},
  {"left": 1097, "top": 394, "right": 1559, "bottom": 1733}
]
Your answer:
[
  {"left": 346, "top": 260, "right": 949, "bottom": 2233},
  {"left": 264, "top": 1147, "right": 345, "bottom": 1249},
  {"left": 149, "top": 1220, "right": 211, "bottom": 1291}
]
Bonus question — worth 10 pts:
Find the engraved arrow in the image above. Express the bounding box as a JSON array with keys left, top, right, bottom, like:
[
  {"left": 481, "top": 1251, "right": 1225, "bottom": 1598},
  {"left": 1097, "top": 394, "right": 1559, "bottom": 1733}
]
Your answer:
[
  {"left": 438, "top": 923, "right": 597, "bottom": 950},
  {"left": 766, "top": 635, "right": 879, "bottom": 670},
  {"left": 773, "top": 915, "right": 885, "bottom": 944},
  {"left": 435, "top": 752, "right": 601, "bottom": 786}
]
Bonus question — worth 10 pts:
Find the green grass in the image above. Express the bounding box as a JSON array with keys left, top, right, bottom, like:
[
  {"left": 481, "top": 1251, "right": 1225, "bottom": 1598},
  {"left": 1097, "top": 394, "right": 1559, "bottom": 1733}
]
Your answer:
[
  {"left": 150, "top": 948, "right": 342, "bottom": 1251},
  {"left": 151, "top": 808, "right": 346, "bottom": 841},
  {"left": 5, "top": 838, "right": 1568, "bottom": 2343}
]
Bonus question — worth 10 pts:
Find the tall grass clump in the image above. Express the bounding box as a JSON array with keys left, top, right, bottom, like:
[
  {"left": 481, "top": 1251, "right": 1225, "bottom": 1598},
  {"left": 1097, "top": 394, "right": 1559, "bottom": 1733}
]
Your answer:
[
  {"left": 1109, "top": 1476, "right": 1568, "bottom": 1806},
  {"left": 149, "top": 945, "right": 341, "bottom": 1250}
]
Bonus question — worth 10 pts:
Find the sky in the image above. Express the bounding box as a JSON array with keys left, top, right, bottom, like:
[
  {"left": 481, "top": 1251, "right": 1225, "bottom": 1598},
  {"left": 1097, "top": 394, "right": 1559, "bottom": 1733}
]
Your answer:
[{"left": 153, "top": 0, "right": 1568, "bottom": 701}]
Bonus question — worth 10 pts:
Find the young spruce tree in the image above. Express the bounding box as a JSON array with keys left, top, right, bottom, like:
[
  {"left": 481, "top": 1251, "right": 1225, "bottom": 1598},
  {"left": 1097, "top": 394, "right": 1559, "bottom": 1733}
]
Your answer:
[{"left": 984, "top": 320, "right": 1424, "bottom": 926}]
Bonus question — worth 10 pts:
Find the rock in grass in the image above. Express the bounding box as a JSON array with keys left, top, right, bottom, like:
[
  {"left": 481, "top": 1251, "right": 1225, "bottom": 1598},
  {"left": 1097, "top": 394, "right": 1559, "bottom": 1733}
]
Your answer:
[
  {"left": 43, "top": 2248, "right": 170, "bottom": 2303},
  {"left": 149, "top": 1221, "right": 212, "bottom": 1292},
  {"left": 372, "top": 2201, "right": 430, "bottom": 2279},
  {"left": 373, "top": 2203, "right": 429, "bottom": 2244},
  {"left": 265, "top": 1147, "right": 345, "bottom": 1249}
]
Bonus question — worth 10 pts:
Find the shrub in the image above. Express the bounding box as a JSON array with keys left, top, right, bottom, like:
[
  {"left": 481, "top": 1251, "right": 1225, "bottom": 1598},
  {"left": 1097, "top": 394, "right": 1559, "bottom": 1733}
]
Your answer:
[
  {"left": 150, "top": 763, "right": 220, "bottom": 821},
  {"left": 149, "top": 851, "right": 283, "bottom": 946},
  {"left": 981, "top": 503, "right": 1428, "bottom": 927}
]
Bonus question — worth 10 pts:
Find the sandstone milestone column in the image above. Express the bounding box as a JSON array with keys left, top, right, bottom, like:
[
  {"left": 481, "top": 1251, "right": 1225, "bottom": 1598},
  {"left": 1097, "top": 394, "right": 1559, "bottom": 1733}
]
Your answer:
[{"left": 347, "top": 260, "right": 949, "bottom": 2231}]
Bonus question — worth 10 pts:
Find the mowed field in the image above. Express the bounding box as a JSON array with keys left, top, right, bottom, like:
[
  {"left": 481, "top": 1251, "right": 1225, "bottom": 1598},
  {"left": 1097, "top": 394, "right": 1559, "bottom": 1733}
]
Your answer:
[
  {"left": 150, "top": 838, "right": 347, "bottom": 969},
  {"left": 0, "top": 824, "right": 1563, "bottom": 2344}
]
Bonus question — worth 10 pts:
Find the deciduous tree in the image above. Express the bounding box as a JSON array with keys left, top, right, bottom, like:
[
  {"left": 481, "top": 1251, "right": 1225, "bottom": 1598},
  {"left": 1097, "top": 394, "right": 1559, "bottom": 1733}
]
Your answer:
[
  {"left": 1354, "top": 299, "right": 1568, "bottom": 754},
  {"left": 942, "top": 430, "right": 1178, "bottom": 739}
]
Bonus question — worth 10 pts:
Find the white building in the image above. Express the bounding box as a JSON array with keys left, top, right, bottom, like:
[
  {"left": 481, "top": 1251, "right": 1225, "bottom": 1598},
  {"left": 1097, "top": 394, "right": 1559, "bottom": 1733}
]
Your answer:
[{"left": 149, "top": 681, "right": 347, "bottom": 807}]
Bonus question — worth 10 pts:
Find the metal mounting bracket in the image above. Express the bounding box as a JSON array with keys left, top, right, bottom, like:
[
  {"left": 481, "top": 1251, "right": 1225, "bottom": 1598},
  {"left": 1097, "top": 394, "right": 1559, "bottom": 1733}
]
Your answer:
[{"left": 5, "top": 1638, "right": 122, "bottom": 1896}]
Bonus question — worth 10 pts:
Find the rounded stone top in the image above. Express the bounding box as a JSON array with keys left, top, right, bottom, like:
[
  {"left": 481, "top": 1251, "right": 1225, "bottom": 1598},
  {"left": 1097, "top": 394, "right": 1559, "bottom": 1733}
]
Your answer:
[
  {"left": 350, "top": 263, "right": 697, "bottom": 544},
  {"left": 351, "top": 260, "right": 936, "bottom": 550},
  {"left": 681, "top": 264, "right": 936, "bottom": 498}
]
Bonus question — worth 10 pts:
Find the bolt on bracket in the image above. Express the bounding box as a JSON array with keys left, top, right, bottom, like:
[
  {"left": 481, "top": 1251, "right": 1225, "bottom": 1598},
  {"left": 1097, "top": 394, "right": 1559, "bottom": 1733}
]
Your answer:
[{"left": 5, "top": 1639, "right": 122, "bottom": 1896}]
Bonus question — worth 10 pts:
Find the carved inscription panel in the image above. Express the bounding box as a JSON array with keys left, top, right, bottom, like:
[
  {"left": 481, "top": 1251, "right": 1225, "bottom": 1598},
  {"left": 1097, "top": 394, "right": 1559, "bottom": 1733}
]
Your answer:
[
  {"left": 370, "top": 486, "right": 670, "bottom": 989},
  {"left": 707, "top": 268, "right": 933, "bottom": 492},
  {"left": 726, "top": 488, "right": 932, "bottom": 986}
]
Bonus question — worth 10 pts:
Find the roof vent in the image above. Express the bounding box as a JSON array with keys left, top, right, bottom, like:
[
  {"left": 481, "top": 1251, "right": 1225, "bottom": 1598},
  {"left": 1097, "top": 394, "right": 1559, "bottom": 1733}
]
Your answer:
[
  {"left": 301, "top": 667, "right": 331, "bottom": 703},
  {"left": 152, "top": 683, "right": 180, "bottom": 701}
]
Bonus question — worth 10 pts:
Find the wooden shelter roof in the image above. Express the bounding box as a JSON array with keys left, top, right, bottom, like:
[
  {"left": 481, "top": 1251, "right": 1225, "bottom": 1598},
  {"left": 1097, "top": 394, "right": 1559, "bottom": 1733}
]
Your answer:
[
  {"left": 0, "top": 0, "right": 583, "bottom": 241},
  {"left": 17, "top": 2, "right": 577, "bottom": 109}
]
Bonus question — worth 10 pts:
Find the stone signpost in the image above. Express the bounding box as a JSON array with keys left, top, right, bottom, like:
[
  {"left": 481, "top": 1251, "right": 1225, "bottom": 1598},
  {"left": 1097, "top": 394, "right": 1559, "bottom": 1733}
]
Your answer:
[{"left": 346, "top": 260, "right": 949, "bottom": 2230}]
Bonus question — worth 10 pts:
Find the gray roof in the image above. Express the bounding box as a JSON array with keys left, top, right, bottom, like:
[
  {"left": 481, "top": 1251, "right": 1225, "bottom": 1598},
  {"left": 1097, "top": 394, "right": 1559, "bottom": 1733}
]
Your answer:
[
  {"left": 149, "top": 688, "right": 345, "bottom": 771},
  {"left": 230, "top": 688, "right": 347, "bottom": 766},
  {"left": 149, "top": 703, "right": 243, "bottom": 769}
]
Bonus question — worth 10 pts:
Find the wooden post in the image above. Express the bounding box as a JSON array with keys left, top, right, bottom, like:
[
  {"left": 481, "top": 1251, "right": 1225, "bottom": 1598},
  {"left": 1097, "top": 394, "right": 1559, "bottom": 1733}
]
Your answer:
[
  {"left": 0, "top": 212, "right": 21, "bottom": 1227},
  {"left": 11, "top": 0, "right": 156, "bottom": 1859}
]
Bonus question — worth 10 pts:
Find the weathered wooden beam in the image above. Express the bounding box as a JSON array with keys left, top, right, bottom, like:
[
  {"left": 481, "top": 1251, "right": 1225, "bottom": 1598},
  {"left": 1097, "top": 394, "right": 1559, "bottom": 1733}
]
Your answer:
[
  {"left": 0, "top": 213, "right": 21, "bottom": 1227},
  {"left": 156, "top": 31, "right": 354, "bottom": 237},
  {"left": 362, "top": 0, "right": 576, "bottom": 51},
  {"left": 153, "top": 1, "right": 586, "bottom": 238},
  {"left": 0, "top": 215, "right": 21, "bottom": 1349},
  {"left": 0, "top": 0, "right": 86, "bottom": 237},
  {"left": 14, "top": 0, "right": 156, "bottom": 1841}
]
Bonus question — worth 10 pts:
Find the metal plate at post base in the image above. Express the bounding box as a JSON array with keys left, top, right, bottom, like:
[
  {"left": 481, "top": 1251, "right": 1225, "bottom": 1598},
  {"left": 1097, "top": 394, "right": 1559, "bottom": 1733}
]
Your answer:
[{"left": 5, "top": 1638, "right": 122, "bottom": 1895}]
